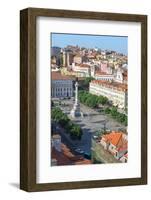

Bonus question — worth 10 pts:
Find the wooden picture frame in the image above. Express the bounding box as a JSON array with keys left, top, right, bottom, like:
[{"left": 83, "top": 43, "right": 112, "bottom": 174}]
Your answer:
[{"left": 20, "top": 7, "right": 147, "bottom": 192}]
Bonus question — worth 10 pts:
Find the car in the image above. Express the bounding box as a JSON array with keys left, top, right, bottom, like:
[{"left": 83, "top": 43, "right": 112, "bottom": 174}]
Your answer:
[
  {"left": 93, "top": 135, "right": 99, "bottom": 139},
  {"left": 74, "top": 148, "right": 84, "bottom": 154}
]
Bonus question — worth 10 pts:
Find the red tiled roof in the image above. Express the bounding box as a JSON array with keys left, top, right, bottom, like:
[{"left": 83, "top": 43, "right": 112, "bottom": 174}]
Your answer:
[
  {"left": 51, "top": 147, "right": 73, "bottom": 165},
  {"left": 102, "top": 131, "right": 128, "bottom": 151},
  {"left": 51, "top": 142, "right": 91, "bottom": 166},
  {"left": 90, "top": 80, "right": 127, "bottom": 92},
  {"left": 102, "top": 132, "right": 123, "bottom": 146},
  {"left": 51, "top": 72, "right": 72, "bottom": 80},
  {"left": 79, "top": 63, "right": 90, "bottom": 68}
]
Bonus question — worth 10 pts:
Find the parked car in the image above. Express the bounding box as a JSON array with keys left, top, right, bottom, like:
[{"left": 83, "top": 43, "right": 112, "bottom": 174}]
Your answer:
[
  {"left": 74, "top": 148, "right": 84, "bottom": 154},
  {"left": 93, "top": 135, "right": 99, "bottom": 140}
]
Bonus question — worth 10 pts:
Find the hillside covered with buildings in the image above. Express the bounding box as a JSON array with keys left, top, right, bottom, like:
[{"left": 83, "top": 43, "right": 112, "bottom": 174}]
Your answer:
[{"left": 51, "top": 43, "right": 128, "bottom": 166}]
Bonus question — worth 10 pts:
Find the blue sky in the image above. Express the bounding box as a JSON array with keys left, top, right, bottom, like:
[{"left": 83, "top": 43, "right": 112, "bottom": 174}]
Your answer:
[{"left": 51, "top": 33, "right": 128, "bottom": 55}]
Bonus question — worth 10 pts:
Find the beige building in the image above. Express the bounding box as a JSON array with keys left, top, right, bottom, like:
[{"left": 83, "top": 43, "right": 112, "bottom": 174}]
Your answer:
[
  {"left": 100, "top": 131, "right": 128, "bottom": 162},
  {"left": 94, "top": 71, "right": 114, "bottom": 81},
  {"left": 73, "top": 54, "right": 87, "bottom": 64},
  {"left": 73, "top": 54, "right": 83, "bottom": 64},
  {"left": 89, "top": 80, "right": 127, "bottom": 109},
  {"left": 72, "top": 63, "right": 90, "bottom": 77},
  {"left": 114, "top": 68, "right": 128, "bottom": 84}
]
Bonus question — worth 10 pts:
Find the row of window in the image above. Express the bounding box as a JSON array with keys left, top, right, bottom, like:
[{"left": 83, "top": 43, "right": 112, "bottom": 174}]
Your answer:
[
  {"left": 52, "top": 84, "right": 72, "bottom": 87},
  {"left": 52, "top": 92, "right": 72, "bottom": 97},
  {"left": 52, "top": 87, "right": 72, "bottom": 92},
  {"left": 96, "top": 78, "right": 113, "bottom": 81}
]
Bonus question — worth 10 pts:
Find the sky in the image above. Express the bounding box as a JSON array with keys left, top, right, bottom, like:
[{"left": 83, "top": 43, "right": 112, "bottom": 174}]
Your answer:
[{"left": 51, "top": 33, "right": 128, "bottom": 55}]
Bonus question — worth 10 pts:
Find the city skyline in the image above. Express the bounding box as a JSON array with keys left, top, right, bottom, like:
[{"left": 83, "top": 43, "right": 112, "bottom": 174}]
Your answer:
[
  {"left": 51, "top": 33, "right": 128, "bottom": 55},
  {"left": 51, "top": 32, "right": 128, "bottom": 166}
]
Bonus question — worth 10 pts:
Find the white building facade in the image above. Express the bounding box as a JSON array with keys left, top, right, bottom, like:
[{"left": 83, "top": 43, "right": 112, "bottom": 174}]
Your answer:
[
  {"left": 114, "top": 68, "right": 128, "bottom": 84},
  {"left": 95, "top": 72, "right": 115, "bottom": 81},
  {"left": 71, "top": 63, "right": 90, "bottom": 77},
  {"left": 51, "top": 72, "right": 73, "bottom": 98}
]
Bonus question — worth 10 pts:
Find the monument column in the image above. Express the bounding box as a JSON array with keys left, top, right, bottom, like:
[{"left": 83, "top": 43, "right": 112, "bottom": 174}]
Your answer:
[
  {"left": 70, "top": 80, "right": 82, "bottom": 118},
  {"left": 75, "top": 82, "right": 78, "bottom": 105}
]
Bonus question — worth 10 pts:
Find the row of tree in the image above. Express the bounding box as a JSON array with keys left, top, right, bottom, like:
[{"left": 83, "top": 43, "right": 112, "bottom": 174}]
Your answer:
[
  {"left": 78, "top": 90, "right": 127, "bottom": 126},
  {"left": 78, "top": 90, "right": 108, "bottom": 108},
  {"left": 104, "top": 107, "right": 127, "bottom": 126},
  {"left": 82, "top": 77, "right": 95, "bottom": 89},
  {"left": 51, "top": 107, "right": 83, "bottom": 140}
]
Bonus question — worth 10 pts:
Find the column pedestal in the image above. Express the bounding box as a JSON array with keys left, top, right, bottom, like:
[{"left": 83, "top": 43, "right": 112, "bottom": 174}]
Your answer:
[{"left": 70, "top": 81, "right": 82, "bottom": 118}]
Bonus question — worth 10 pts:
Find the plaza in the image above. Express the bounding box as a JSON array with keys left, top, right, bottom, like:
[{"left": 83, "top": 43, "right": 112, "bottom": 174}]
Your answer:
[{"left": 53, "top": 98, "right": 126, "bottom": 155}]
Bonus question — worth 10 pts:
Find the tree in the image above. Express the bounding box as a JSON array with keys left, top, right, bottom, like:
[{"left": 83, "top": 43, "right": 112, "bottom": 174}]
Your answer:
[
  {"left": 78, "top": 90, "right": 108, "bottom": 108},
  {"left": 51, "top": 107, "right": 83, "bottom": 140},
  {"left": 65, "top": 121, "right": 74, "bottom": 132},
  {"left": 79, "top": 91, "right": 88, "bottom": 103},
  {"left": 110, "top": 107, "right": 118, "bottom": 117},
  {"left": 123, "top": 116, "right": 128, "bottom": 126},
  {"left": 70, "top": 125, "right": 83, "bottom": 140},
  {"left": 97, "top": 96, "right": 108, "bottom": 105},
  {"left": 83, "top": 77, "right": 95, "bottom": 89},
  {"left": 85, "top": 95, "right": 97, "bottom": 108},
  {"left": 105, "top": 107, "right": 111, "bottom": 114},
  {"left": 59, "top": 115, "right": 70, "bottom": 126},
  {"left": 51, "top": 100, "right": 54, "bottom": 107}
]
